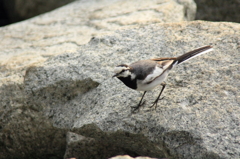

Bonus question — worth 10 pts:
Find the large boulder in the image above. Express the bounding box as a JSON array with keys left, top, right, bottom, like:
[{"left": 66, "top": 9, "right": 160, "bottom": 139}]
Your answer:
[
  {"left": 1, "top": 0, "right": 239, "bottom": 158},
  {"left": 0, "top": 0, "right": 197, "bottom": 158},
  {"left": 25, "top": 21, "right": 239, "bottom": 159},
  {"left": 0, "top": 0, "right": 196, "bottom": 81}
]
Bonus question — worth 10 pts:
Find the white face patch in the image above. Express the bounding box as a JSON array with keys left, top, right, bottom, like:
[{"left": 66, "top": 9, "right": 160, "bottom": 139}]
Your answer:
[
  {"left": 114, "top": 66, "right": 126, "bottom": 74},
  {"left": 113, "top": 65, "right": 131, "bottom": 78}
]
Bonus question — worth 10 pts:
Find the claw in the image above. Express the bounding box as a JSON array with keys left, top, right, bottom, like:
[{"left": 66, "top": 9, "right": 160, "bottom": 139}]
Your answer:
[
  {"left": 131, "top": 100, "right": 146, "bottom": 113},
  {"left": 159, "top": 96, "right": 165, "bottom": 100},
  {"left": 149, "top": 101, "right": 157, "bottom": 109},
  {"left": 149, "top": 96, "right": 165, "bottom": 109},
  {"left": 149, "top": 84, "right": 166, "bottom": 109}
]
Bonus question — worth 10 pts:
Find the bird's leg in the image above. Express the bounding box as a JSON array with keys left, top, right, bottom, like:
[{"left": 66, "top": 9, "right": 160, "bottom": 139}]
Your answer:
[
  {"left": 131, "top": 91, "right": 147, "bottom": 113},
  {"left": 150, "top": 83, "right": 166, "bottom": 109}
]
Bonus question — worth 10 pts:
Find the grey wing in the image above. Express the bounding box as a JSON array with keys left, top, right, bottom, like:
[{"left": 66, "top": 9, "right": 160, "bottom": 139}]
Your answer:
[
  {"left": 139, "top": 59, "right": 175, "bottom": 84},
  {"left": 130, "top": 60, "right": 158, "bottom": 80}
]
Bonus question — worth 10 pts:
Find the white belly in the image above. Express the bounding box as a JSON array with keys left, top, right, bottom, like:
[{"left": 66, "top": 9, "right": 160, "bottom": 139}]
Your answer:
[{"left": 136, "top": 70, "right": 169, "bottom": 91}]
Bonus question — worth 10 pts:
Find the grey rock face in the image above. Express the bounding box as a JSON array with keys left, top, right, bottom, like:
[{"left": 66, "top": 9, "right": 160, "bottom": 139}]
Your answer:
[
  {"left": 0, "top": 1, "right": 197, "bottom": 158},
  {"left": 0, "top": 0, "right": 239, "bottom": 159},
  {"left": 0, "top": 0, "right": 195, "bottom": 67},
  {"left": 25, "top": 21, "right": 239, "bottom": 158},
  {"left": 64, "top": 125, "right": 166, "bottom": 159}
]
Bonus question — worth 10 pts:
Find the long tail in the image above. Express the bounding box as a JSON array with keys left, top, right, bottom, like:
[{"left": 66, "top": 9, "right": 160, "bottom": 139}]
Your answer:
[{"left": 174, "top": 45, "right": 213, "bottom": 65}]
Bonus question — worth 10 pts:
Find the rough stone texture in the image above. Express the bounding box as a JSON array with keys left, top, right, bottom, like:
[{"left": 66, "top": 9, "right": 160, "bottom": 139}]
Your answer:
[
  {"left": 0, "top": 0, "right": 196, "bottom": 84},
  {"left": 24, "top": 21, "right": 239, "bottom": 159},
  {"left": 0, "top": 0, "right": 197, "bottom": 158},
  {"left": 0, "top": 0, "right": 239, "bottom": 159},
  {"left": 195, "top": 0, "right": 240, "bottom": 23},
  {"left": 0, "top": 114, "right": 67, "bottom": 158},
  {"left": 64, "top": 126, "right": 166, "bottom": 159}
]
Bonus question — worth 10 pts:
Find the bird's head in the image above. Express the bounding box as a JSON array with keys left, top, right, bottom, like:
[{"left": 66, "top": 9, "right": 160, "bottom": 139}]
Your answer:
[{"left": 112, "top": 64, "right": 131, "bottom": 78}]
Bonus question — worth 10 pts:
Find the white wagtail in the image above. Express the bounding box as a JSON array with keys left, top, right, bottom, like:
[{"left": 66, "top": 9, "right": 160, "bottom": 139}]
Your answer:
[{"left": 113, "top": 45, "right": 213, "bottom": 112}]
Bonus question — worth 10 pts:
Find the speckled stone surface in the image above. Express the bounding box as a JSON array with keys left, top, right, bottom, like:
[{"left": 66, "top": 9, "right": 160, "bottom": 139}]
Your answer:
[
  {"left": 25, "top": 22, "right": 240, "bottom": 158},
  {"left": 0, "top": 0, "right": 239, "bottom": 158}
]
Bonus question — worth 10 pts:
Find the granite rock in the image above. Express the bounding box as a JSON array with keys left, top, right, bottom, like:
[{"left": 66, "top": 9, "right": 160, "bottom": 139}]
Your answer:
[
  {"left": 0, "top": 0, "right": 239, "bottom": 159},
  {"left": 25, "top": 21, "right": 239, "bottom": 159},
  {"left": 0, "top": 0, "right": 197, "bottom": 158}
]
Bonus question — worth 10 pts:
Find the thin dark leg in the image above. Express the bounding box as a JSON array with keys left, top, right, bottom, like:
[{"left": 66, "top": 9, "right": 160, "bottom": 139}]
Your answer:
[
  {"left": 131, "top": 91, "right": 147, "bottom": 112},
  {"left": 150, "top": 83, "right": 166, "bottom": 109}
]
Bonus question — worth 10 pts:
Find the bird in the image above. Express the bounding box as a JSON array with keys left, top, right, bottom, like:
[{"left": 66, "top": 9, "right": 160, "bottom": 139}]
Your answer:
[{"left": 112, "top": 45, "right": 214, "bottom": 112}]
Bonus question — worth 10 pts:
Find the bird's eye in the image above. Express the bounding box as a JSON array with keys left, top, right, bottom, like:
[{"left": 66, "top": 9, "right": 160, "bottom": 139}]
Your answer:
[{"left": 120, "top": 70, "right": 126, "bottom": 73}]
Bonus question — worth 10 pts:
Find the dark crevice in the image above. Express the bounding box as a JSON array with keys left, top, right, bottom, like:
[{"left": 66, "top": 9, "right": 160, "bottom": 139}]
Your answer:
[{"left": 195, "top": 0, "right": 240, "bottom": 23}]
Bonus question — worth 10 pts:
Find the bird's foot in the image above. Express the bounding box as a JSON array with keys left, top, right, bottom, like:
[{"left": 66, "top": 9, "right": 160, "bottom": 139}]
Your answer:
[
  {"left": 131, "top": 100, "right": 146, "bottom": 113},
  {"left": 149, "top": 96, "right": 164, "bottom": 109}
]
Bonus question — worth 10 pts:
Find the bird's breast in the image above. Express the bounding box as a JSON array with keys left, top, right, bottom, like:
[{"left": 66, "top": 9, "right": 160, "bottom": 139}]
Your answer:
[{"left": 117, "top": 76, "right": 137, "bottom": 90}]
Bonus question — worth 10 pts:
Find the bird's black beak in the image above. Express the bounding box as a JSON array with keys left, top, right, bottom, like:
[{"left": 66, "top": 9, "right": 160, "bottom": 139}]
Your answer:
[{"left": 112, "top": 74, "right": 117, "bottom": 78}]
